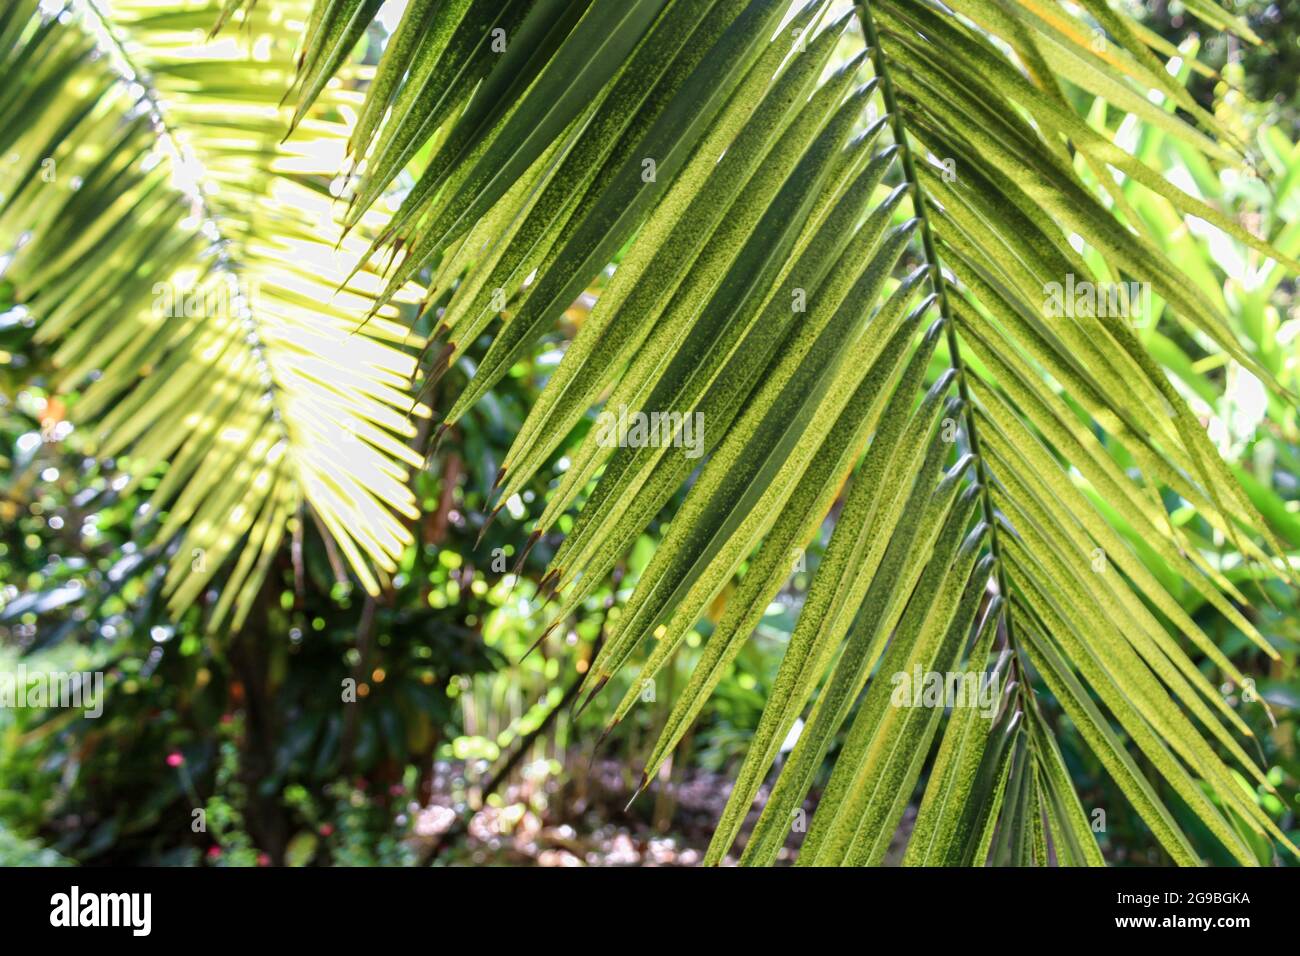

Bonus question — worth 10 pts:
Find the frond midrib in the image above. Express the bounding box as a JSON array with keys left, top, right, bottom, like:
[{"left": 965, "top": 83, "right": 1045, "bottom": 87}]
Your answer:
[
  {"left": 82, "top": 0, "right": 292, "bottom": 458},
  {"left": 854, "top": 0, "right": 1026, "bottom": 690}
]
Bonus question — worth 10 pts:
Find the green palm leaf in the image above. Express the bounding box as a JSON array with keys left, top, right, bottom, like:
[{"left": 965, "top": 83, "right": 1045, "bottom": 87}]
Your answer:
[
  {"left": 1, "top": 0, "right": 430, "bottom": 630},
  {"left": 301, "top": 0, "right": 1290, "bottom": 866}
]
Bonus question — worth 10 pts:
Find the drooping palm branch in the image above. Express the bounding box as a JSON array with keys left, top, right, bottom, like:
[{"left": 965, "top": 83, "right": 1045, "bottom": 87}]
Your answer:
[
  {"left": 8, "top": 0, "right": 1299, "bottom": 865},
  {"left": 1, "top": 0, "right": 430, "bottom": 631}
]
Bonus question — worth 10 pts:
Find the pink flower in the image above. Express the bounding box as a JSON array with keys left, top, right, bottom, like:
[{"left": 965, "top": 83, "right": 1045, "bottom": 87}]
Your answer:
[
  {"left": 257, "top": 853, "right": 271, "bottom": 867},
  {"left": 319, "top": 823, "right": 335, "bottom": 836},
  {"left": 166, "top": 751, "right": 183, "bottom": 767},
  {"left": 207, "top": 846, "right": 222, "bottom": 860}
]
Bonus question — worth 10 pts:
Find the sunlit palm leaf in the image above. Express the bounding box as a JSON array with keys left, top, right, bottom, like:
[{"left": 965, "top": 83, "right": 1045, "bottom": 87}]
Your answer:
[
  {"left": 279, "top": 0, "right": 1298, "bottom": 866},
  {"left": 0, "top": 0, "right": 429, "bottom": 630}
]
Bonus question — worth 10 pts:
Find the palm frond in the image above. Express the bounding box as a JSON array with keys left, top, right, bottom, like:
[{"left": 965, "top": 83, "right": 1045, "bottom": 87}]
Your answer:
[
  {"left": 276, "top": 0, "right": 1299, "bottom": 865},
  {"left": 0, "top": 0, "right": 429, "bottom": 630}
]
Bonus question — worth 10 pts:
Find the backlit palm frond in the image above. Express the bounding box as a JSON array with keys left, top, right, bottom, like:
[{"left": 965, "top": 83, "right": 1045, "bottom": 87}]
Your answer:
[
  {"left": 215, "top": 0, "right": 1300, "bottom": 862},
  {"left": 0, "top": 0, "right": 429, "bottom": 631}
]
